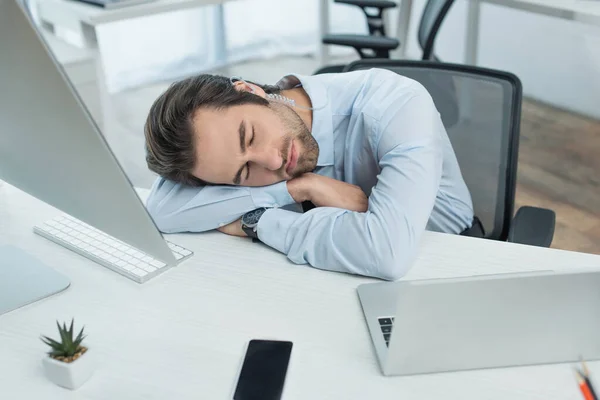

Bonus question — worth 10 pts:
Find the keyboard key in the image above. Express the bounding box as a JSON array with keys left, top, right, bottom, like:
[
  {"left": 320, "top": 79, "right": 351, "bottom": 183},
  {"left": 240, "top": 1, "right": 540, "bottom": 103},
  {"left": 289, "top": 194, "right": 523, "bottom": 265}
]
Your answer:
[
  {"left": 383, "top": 333, "right": 390, "bottom": 341},
  {"left": 122, "top": 264, "right": 135, "bottom": 271},
  {"left": 131, "top": 250, "right": 145, "bottom": 259},
  {"left": 138, "top": 263, "right": 157, "bottom": 273},
  {"left": 381, "top": 326, "right": 392, "bottom": 333},
  {"left": 112, "top": 250, "right": 127, "bottom": 258},
  {"left": 150, "top": 260, "right": 166, "bottom": 268},
  {"left": 378, "top": 318, "right": 392, "bottom": 326},
  {"left": 130, "top": 268, "right": 147, "bottom": 277}
]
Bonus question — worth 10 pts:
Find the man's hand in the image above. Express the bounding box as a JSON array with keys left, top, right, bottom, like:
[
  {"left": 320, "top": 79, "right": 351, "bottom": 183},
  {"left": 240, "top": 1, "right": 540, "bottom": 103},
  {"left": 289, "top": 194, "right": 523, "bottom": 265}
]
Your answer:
[
  {"left": 217, "top": 218, "right": 247, "bottom": 237},
  {"left": 287, "top": 173, "right": 368, "bottom": 212},
  {"left": 218, "top": 174, "right": 367, "bottom": 237}
]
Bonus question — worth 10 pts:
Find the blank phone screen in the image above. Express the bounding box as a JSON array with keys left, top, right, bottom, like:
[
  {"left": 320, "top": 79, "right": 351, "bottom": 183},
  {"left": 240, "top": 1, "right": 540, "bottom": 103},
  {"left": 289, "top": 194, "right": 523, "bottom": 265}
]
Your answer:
[{"left": 233, "top": 339, "right": 293, "bottom": 400}]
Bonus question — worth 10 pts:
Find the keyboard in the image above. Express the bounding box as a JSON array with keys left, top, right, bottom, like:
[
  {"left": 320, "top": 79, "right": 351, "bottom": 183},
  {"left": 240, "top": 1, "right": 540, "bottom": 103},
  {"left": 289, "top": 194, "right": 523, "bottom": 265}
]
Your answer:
[
  {"left": 33, "top": 214, "right": 193, "bottom": 283},
  {"left": 378, "top": 317, "right": 395, "bottom": 347}
]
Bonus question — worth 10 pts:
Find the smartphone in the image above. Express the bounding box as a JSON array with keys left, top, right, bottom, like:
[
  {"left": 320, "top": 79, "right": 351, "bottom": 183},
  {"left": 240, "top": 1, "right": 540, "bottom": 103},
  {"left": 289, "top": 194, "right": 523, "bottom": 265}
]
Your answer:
[{"left": 233, "top": 339, "right": 293, "bottom": 400}]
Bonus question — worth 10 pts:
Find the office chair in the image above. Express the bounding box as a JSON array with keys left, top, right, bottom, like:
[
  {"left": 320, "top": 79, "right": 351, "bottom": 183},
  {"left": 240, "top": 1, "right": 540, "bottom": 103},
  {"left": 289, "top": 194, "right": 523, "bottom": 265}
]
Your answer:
[
  {"left": 341, "top": 59, "right": 556, "bottom": 246},
  {"left": 315, "top": 0, "right": 399, "bottom": 75},
  {"left": 315, "top": 0, "right": 455, "bottom": 75},
  {"left": 418, "top": 0, "right": 455, "bottom": 61}
]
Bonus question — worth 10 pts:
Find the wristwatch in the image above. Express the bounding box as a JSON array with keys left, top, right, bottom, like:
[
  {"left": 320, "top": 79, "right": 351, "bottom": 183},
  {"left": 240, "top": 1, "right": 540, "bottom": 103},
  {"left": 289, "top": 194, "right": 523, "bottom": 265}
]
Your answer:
[{"left": 241, "top": 207, "right": 269, "bottom": 240}]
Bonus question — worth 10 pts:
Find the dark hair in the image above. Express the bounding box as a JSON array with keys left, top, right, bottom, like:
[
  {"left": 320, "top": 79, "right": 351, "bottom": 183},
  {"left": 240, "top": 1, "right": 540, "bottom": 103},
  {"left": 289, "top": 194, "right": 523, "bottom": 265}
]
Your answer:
[{"left": 144, "top": 74, "right": 281, "bottom": 186}]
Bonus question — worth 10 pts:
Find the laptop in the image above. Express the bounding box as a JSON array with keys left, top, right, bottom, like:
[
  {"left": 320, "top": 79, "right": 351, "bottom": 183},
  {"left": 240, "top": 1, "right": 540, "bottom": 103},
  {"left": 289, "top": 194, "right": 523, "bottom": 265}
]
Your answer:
[{"left": 357, "top": 270, "right": 600, "bottom": 376}]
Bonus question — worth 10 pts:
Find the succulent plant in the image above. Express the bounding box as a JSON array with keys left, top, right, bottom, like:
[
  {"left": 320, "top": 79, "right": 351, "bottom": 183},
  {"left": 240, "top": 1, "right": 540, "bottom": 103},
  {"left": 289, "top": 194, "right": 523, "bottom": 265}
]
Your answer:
[{"left": 41, "top": 319, "right": 87, "bottom": 361}]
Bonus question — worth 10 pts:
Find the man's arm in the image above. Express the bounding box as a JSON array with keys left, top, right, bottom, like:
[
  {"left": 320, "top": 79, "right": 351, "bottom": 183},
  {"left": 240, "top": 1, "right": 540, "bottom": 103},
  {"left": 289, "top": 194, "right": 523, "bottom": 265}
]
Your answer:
[
  {"left": 215, "top": 175, "right": 369, "bottom": 237},
  {"left": 256, "top": 94, "right": 445, "bottom": 281},
  {"left": 145, "top": 178, "right": 295, "bottom": 233}
]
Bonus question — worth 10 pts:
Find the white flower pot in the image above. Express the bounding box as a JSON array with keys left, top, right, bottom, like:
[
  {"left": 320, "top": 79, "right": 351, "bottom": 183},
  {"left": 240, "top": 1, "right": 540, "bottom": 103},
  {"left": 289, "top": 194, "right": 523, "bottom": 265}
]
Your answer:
[{"left": 42, "top": 349, "right": 95, "bottom": 390}]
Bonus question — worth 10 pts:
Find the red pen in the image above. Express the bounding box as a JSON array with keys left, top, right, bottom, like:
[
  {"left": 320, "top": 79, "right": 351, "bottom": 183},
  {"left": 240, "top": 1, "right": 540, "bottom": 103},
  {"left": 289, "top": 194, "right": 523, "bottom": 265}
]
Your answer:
[{"left": 576, "top": 369, "right": 595, "bottom": 400}]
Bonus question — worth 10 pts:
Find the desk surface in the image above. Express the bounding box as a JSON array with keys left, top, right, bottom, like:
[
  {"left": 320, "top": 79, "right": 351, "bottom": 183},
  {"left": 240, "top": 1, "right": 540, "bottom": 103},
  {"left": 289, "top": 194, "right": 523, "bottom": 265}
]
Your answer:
[
  {"left": 37, "top": 0, "right": 235, "bottom": 25},
  {"left": 481, "top": 0, "right": 600, "bottom": 23},
  {"left": 2, "top": 181, "right": 600, "bottom": 399},
  {"left": 44, "top": 0, "right": 600, "bottom": 26}
]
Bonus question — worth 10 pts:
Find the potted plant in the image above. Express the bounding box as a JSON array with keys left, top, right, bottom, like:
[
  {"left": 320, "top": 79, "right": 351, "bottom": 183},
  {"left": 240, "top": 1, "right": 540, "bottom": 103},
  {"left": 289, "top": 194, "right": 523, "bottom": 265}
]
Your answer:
[{"left": 40, "top": 319, "right": 95, "bottom": 390}]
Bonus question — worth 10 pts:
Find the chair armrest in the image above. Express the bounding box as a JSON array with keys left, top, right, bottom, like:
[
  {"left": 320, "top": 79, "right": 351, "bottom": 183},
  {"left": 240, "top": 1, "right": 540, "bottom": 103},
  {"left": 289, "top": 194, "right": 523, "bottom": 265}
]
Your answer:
[{"left": 507, "top": 206, "right": 555, "bottom": 247}]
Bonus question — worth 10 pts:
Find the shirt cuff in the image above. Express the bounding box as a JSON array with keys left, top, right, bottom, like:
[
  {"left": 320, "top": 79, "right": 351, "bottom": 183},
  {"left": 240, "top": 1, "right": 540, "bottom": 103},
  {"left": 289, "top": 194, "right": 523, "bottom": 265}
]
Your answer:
[
  {"left": 257, "top": 208, "right": 302, "bottom": 254},
  {"left": 249, "top": 181, "right": 295, "bottom": 209}
]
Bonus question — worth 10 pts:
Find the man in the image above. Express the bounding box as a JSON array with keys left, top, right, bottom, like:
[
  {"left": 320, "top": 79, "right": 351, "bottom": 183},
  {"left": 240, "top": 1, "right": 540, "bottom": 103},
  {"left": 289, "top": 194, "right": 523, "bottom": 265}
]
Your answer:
[{"left": 143, "top": 68, "right": 474, "bottom": 280}]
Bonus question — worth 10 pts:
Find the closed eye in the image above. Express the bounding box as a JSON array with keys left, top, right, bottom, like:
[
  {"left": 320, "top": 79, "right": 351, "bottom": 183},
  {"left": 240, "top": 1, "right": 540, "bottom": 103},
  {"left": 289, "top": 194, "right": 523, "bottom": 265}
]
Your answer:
[{"left": 244, "top": 125, "right": 255, "bottom": 182}]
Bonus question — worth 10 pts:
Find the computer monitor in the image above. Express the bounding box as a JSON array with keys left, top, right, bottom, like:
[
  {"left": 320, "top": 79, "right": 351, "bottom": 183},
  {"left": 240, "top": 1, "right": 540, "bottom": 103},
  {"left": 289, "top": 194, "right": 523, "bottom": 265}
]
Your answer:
[{"left": 0, "top": 0, "right": 189, "bottom": 311}]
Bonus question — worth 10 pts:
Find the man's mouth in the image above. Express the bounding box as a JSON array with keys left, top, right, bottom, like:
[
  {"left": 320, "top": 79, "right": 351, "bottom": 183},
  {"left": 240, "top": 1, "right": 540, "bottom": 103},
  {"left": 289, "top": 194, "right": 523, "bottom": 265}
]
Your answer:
[{"left": 285, "top": 140, "right": 298, "bottom": 175}]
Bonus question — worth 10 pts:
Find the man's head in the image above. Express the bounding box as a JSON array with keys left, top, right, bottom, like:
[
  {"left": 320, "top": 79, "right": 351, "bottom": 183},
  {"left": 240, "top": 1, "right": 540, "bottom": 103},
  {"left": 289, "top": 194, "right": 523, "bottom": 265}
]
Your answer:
[{"left": 144, "top": 74, "right": 319, "bottom": 187}]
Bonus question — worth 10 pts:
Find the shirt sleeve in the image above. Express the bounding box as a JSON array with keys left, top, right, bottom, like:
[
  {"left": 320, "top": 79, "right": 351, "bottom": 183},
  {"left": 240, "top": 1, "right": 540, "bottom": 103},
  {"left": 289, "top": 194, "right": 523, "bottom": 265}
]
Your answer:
[
  {"left": 256, "top": 93, "right": 443, "bottom": 281},
  {"left": 145, "top": 178, "right": 296, "bottom": 233}
]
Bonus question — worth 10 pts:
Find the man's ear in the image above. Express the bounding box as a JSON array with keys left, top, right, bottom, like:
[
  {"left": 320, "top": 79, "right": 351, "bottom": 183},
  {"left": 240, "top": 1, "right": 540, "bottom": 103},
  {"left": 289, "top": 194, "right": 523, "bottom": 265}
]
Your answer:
[{"left": 233, "top": 80, "right": 266, "bottom": 98}]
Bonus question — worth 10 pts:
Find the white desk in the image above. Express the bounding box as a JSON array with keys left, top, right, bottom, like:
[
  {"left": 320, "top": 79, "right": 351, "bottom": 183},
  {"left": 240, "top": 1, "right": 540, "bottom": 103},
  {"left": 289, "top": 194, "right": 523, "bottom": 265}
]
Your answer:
[
  {"left": 37, "top": 0, "right": 234, "bottom": 25},
  {"left": 36, "top": 0, "right": 338, "bottom": 65},
  {"left": 2, "top": 180, "right": 600, "bottom": 399}
]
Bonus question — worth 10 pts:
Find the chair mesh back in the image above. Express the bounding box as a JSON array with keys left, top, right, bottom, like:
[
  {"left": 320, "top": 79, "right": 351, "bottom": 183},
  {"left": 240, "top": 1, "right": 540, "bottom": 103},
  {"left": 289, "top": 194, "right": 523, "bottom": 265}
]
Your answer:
[
  {"left": 344, "top": 61, "right": 522, "bottom": 240},
  {"left": 418, "top": 0, "right": 455, "bottom": 60}
]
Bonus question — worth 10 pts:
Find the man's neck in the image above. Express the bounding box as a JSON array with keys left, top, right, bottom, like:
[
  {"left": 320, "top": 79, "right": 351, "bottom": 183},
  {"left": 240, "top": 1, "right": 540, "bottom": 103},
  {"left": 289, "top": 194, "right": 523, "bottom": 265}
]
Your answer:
[{"left": 281, "top": 88, "right": 313, "bottom": 132}]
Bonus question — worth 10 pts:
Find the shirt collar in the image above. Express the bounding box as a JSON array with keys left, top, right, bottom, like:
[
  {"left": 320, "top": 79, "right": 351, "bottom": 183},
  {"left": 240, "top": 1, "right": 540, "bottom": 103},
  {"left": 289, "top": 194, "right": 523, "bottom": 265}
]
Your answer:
[{"left": 276, "top": 74, "right": 334, "bottom": 167}]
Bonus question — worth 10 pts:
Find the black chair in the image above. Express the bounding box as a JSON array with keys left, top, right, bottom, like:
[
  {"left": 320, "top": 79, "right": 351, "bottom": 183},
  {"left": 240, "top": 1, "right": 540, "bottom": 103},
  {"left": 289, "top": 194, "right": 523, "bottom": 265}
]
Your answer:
[
  {"left": 418, "top": 0, "right": 455, "bottom": 61},
  {"left": 341, "top": 59, "right": 556, "bottom": 247},
  {"left": 315, "top": 0, "right": 399, "bottom": 75}
]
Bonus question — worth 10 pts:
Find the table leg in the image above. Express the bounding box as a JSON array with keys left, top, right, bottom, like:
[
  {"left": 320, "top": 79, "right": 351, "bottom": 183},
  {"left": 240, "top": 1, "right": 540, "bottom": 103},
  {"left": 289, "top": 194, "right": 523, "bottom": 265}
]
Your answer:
[
  {"left": 318, "top": 0, "right": 330, "bottom": 66},
  {"left": 393, "top": 0, "right": 413, "bottom": 59},
  {"left": 214, "top": 4, "right": 227, "bottom": 64},
  {"left": 465, "top": 0, "right": 481, "bottom": 65}
]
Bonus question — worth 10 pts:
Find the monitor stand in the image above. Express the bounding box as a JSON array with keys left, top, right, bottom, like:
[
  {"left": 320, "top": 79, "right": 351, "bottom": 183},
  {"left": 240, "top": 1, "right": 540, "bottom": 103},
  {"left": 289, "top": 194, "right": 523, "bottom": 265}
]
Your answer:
[{"left": 0, "top": 245, "right": 70, "bottom": 316}]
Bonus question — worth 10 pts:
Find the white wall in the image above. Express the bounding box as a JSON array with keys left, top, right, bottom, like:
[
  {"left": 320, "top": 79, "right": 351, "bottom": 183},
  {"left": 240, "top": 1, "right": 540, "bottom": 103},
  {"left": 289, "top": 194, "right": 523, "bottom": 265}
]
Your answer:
[
  {"left": 224, "top": 0, "right": 364, "bottom": 63},
  {"left": 394, "top": 0, "right": 600, "bottom": 119}
]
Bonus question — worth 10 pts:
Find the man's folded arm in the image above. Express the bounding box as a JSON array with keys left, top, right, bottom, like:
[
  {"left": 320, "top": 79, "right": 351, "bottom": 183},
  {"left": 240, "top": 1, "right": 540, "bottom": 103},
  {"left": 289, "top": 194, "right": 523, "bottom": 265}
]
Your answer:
[
  {"left": 256, "top": 93, "right": 446, "bottom": 281},
  {"left": 145, "top": 178, "right": 295, "bottom": 233},
  {"left": 257, "top": 141, "right": 442, "bottom": 281}
]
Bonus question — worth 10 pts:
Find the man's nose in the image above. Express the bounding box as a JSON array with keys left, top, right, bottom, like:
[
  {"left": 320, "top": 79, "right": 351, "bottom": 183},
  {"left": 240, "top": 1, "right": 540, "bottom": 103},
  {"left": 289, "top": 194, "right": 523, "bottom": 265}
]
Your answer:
[{"left": 254, "top": 147, "right": 283, "bottom": 171}]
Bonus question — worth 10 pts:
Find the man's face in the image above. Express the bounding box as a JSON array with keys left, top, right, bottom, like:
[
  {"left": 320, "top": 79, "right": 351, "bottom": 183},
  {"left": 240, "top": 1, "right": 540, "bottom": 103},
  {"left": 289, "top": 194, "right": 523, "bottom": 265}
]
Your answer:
[{"left": 191, "top": 100, "right": 319, "bottom": 187}]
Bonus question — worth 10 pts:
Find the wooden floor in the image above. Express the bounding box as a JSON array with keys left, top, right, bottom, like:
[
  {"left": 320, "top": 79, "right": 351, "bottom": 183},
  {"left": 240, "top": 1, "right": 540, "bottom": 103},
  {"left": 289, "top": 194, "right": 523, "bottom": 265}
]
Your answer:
[{"left": 516, "top": 98, "right": 600, "bottom": 255}]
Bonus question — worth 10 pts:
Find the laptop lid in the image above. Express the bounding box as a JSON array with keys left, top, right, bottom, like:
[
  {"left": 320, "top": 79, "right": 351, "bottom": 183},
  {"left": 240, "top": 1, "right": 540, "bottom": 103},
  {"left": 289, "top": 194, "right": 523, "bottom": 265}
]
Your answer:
[{"left": 385, "top": 271, "right": 600, "bottom": 376}]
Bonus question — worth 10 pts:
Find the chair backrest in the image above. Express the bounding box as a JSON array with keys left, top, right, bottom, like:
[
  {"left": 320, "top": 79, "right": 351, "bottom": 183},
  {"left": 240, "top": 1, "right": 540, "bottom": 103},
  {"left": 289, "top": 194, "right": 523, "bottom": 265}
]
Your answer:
[
  {"left": 418, "top": 0, "right": 455, "bottom": 60},
  {"left": 343, "top": 59, "right": 523, "bottom": 241}
]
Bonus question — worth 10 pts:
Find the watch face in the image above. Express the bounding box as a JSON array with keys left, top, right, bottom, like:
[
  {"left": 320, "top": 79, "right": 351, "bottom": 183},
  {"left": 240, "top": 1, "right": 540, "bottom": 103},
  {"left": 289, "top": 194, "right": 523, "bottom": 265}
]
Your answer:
[{"left": 243, "top": 208, "right": 265, "bottom": 227}]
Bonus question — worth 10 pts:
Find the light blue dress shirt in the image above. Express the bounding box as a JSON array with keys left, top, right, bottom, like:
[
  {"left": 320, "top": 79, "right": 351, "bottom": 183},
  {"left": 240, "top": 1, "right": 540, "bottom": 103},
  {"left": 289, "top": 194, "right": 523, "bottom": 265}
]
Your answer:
[{"left": 146, "top": 68, "right": 474, "bottom": 280}]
